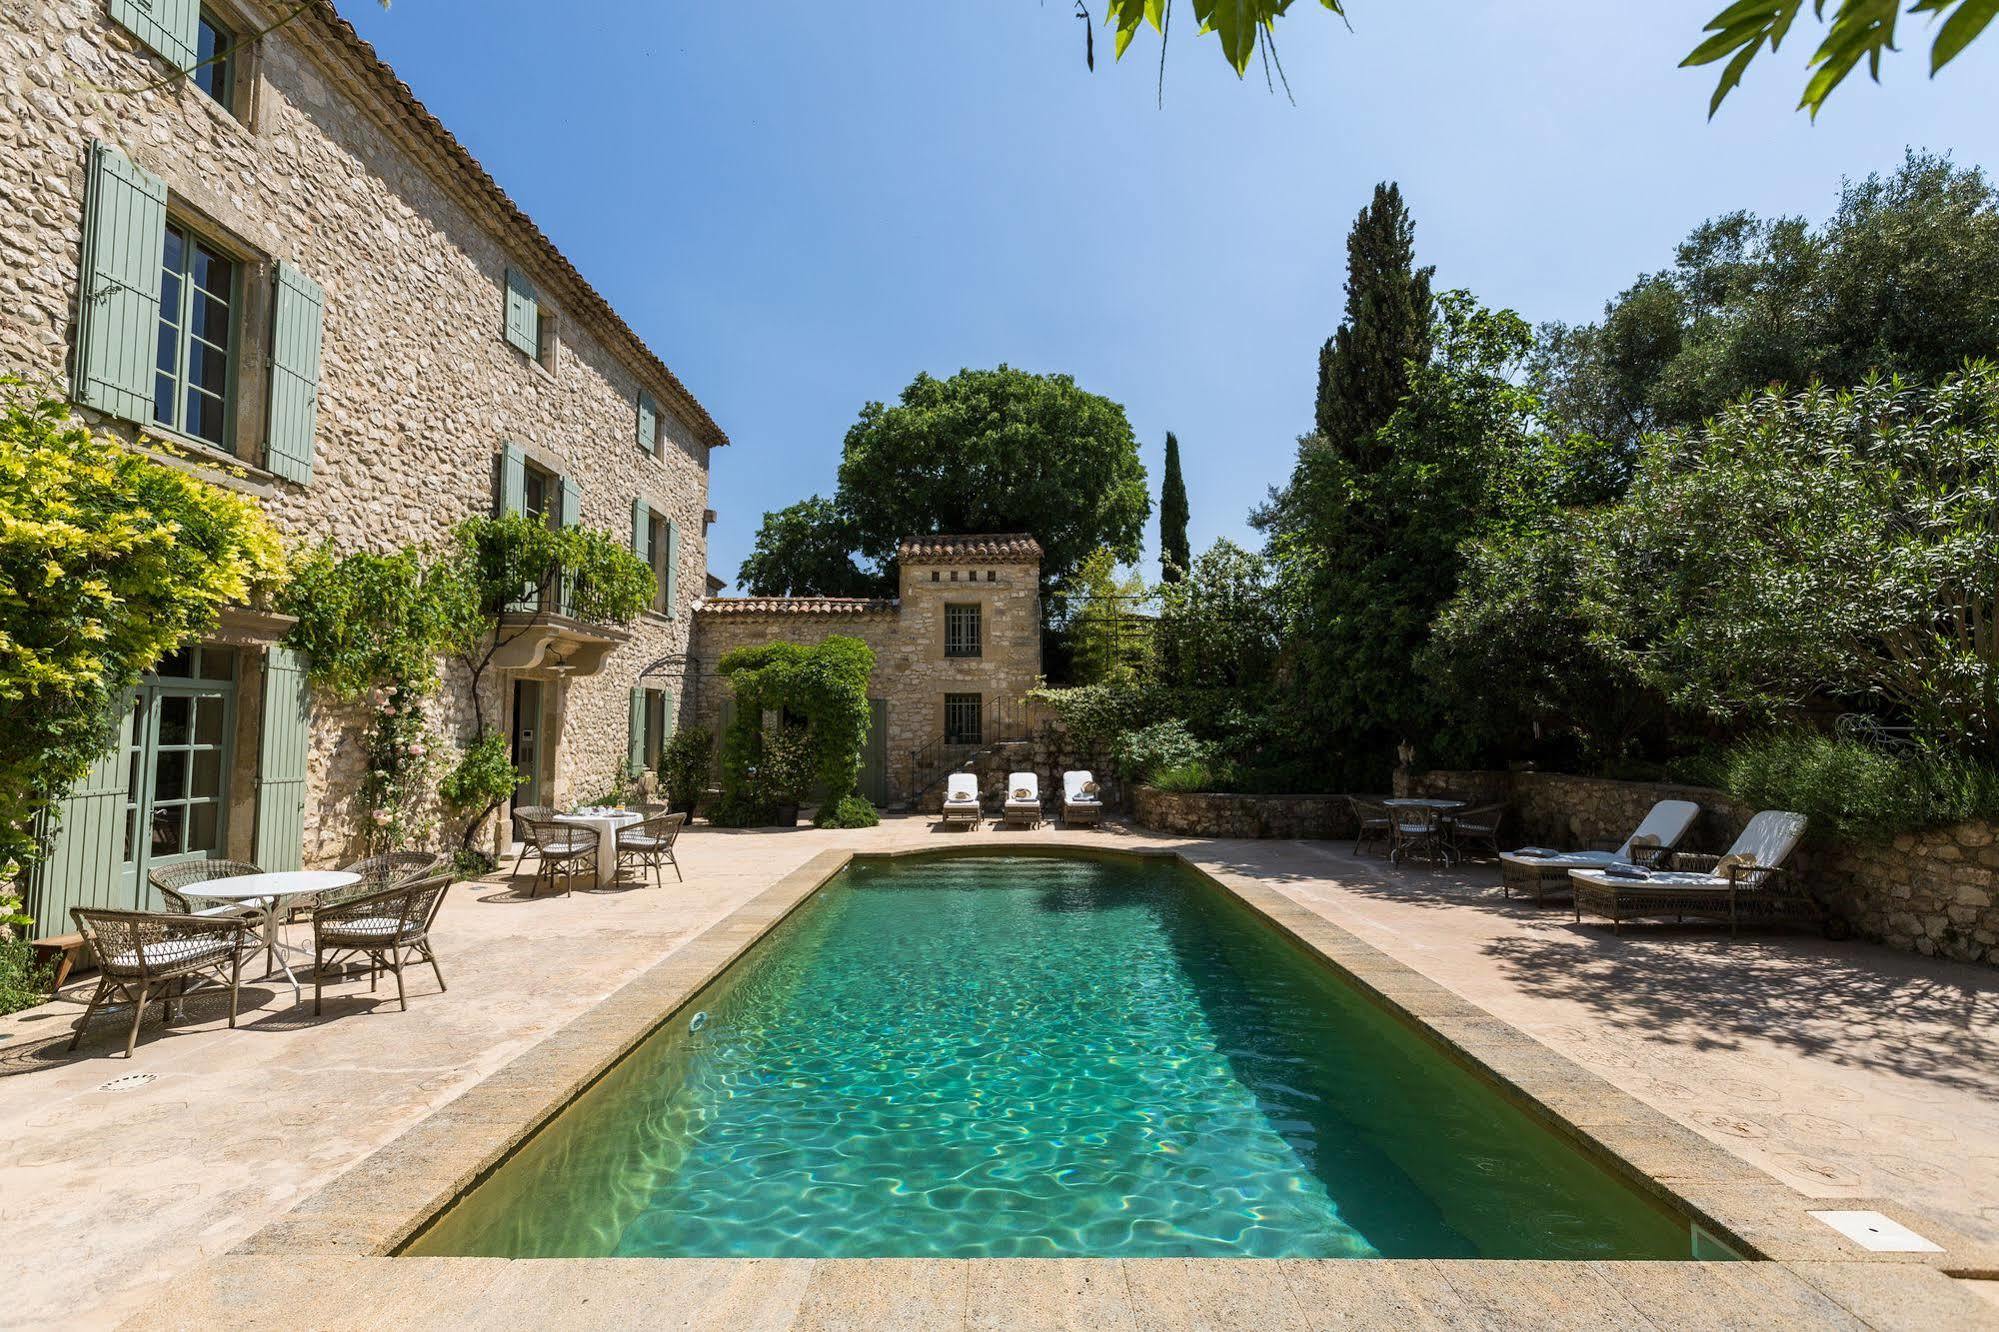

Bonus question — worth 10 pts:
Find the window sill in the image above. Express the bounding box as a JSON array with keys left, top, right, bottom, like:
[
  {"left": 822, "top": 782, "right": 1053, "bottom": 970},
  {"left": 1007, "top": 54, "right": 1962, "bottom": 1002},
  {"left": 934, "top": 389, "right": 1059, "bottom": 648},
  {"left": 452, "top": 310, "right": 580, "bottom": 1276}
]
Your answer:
[{"left": 135, "top": 429, "right": 278, "bottom": 498}]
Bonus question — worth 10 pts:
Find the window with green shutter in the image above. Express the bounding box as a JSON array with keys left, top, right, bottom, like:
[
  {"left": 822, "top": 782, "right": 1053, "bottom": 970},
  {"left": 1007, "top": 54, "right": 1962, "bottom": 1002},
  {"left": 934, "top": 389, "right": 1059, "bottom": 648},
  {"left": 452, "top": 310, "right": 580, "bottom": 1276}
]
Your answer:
[
  {"left": 662, "top": 517, "right": 681, "bottom": 619},
  {"left": 109, "top": 0, "right": 200, "bottom": 72},
  {"left": 151, "top": 219, "right": 239, "bottom": 450},
  {"left": 504, "top": 266, "right": 540, "bottom": 358},
  {"left": 265, "top": 259, "right": 323, "bottom": 483},
  {"left": 637, "top": 391, "right": 659, "bottom": 453},
  {"left": 74, "top": 141, "right": 167, "bottom": 426}
]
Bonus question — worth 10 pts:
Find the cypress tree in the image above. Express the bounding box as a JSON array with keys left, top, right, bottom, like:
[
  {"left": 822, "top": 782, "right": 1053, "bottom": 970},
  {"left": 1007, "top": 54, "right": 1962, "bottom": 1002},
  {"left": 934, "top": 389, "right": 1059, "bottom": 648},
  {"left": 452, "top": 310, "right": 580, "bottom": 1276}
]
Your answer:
[
  {"left": 1159, "top": 430, "right": 1191, "bottom": 582},
  {"left": 1314, "top": 182, "right": 1436, "bottom": 463}
]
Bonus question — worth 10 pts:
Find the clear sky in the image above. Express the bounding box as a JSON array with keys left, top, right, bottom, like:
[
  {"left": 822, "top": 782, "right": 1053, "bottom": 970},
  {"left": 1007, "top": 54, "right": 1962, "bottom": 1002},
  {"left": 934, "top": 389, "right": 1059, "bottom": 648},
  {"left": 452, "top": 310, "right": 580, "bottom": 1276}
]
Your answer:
[{"left": 339, "top": 1, "right": 1999, "bottom": 589}]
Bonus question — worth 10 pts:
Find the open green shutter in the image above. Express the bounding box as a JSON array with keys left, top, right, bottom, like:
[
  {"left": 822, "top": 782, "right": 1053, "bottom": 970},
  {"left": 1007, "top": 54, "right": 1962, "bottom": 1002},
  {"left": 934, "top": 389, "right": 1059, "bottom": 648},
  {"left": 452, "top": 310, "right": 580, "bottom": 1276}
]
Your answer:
[
  {"left": 109, "top": 0, "right": 199, "bottom": 70},
  {"left": 663, "top": 518, "right": 681, "bottom": 618},
  {"left": 560, "top": 476, "right": 582, "bottom": 529},
  {"left": 497, "top": 442, "right": 525, "bottom": 516},
  {"left": 266, "top": 260, "right": 324, "bottom": 483},
  {"left": 28, "top": 697, "right": 134, "bottom": 928},
  {"left": 254, "top": 646, "right": 310, "bottom": 872},
  {"left": 73, "top": 141, "right": 166, "bottom": 425},
  {"left": 504, "top": 267, "right": 539, "bottom": 356},
  {"left": 631, "top": 497, "right": 652, "bottom": 609},
  {"left": 628, "top": 688, "right": 646, "bottom": 775},
  {"left": 636, "top": 392, "right": 658, "bottom": 451}
]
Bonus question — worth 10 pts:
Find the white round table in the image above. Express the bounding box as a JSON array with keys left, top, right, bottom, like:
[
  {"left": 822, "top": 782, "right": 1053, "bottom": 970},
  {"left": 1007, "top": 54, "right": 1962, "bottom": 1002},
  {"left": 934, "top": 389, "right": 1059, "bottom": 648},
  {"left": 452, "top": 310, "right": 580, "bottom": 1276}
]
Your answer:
[
  {"left": 1381, "top": 799, "right": 1466, "bottom": 865},
  {"left": 1383, "top": 798, "right": 1466, "bottom": 811},
  {"left": 553, "top": 809, "right": 642, "bottom": 887},
  {"left": 181, "top": 869, "right": 361, "bottom": 1001}
]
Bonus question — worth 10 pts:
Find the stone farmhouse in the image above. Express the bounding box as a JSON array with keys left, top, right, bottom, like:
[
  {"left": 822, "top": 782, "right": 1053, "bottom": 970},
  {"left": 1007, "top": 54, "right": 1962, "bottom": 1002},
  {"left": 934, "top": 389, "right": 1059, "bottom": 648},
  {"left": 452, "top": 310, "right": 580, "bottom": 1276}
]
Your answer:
[
  {"left": 691, "top": 534, "right": 1045, "bottom": 808},
  {"left": 3, "top": 0, "right": 724, "bottom": 928},
  {"left": 2, "top": 1, "right": 1049, "bottom": 931}
]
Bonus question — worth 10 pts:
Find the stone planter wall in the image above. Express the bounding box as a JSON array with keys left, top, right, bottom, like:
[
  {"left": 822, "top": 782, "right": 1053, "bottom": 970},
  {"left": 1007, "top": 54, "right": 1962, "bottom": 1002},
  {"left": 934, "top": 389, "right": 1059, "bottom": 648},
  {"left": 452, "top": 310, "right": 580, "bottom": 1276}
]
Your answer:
[
  {"left": 1132, "top": 787, "right": 1358, "bottom": 841},
  {"left": 1413, "top": 770, "right": 1999, "bottom": 966}
]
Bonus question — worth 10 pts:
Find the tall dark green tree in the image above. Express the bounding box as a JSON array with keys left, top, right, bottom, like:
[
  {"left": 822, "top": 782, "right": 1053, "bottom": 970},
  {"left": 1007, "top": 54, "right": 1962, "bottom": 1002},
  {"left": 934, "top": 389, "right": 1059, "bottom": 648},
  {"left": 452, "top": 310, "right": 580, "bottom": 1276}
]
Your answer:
[
  {"left": 1158, "top": 431, "right": 1191, "bottom": 582},
  {"left": 1314, "top": 182, "right": 1436, "bottom": 463}
]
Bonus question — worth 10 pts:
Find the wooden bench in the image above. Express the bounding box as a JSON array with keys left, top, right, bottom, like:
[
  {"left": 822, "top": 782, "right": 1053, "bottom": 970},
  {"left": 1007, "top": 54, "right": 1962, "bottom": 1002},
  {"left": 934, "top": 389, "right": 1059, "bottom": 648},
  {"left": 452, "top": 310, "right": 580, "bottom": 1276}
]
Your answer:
[{"left": 30, "top": 933, "right": 88, "bottom": 990}]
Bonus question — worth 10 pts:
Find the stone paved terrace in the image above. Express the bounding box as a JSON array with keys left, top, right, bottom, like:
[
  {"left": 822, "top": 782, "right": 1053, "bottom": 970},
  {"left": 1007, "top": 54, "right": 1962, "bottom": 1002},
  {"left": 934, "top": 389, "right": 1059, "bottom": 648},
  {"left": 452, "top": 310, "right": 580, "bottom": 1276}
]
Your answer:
[{"left": 1, "top": 819, "right": 1997, "bottom": 1328}]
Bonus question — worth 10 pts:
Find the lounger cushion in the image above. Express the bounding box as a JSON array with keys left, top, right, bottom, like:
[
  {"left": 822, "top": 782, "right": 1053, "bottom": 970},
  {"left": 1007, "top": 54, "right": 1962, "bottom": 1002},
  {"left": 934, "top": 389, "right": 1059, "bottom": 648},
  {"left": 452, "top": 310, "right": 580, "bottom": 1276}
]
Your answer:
[
  {"left": 1727, "top": 811, "right": 1807, "bottom": 868},
  {"left": 1504, "top": 849, "right": 1621, "bottom": 868},
  {"left": 1615, "top": 800, "right": 1701, "bottom": 858}
]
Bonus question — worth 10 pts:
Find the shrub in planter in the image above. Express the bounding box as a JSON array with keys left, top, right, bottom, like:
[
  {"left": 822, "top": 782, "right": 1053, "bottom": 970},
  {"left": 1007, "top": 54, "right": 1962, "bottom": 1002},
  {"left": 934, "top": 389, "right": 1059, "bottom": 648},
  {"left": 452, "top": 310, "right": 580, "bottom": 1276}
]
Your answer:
[{"left": 817, "top": 794, "right": 881, "bottom": 828}]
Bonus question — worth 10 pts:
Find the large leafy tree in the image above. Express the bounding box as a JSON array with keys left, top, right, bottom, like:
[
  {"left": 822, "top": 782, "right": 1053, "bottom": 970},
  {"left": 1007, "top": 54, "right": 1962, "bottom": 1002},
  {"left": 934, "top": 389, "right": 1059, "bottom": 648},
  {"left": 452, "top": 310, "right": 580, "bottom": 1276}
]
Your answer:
[
  {"left": 749, "top": 366, "right": 1148, "bottom": 596},
  {"left": 1532, "top": 151, "right": 1999, "bottom": 478},
  {"left": 738, "top": 496, "right": 878, "bottom": 597},
  {"left": 1158, "top": 431, "right": 1191, "bottom": 582}
]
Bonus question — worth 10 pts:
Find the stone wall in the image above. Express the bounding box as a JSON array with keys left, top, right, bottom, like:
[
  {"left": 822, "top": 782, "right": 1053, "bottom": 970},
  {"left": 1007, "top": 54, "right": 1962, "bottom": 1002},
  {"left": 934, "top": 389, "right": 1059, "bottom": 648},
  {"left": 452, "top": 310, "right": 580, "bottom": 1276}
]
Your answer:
[
  {"left": 1132, "top": 787, "right": 1359, "bottom": 840},
  {"left": 1, "top": 2, "right": 719, "bottom": 866},
  {"left": 1413, "top": 770, "right": 1999, "bottom": 966}
]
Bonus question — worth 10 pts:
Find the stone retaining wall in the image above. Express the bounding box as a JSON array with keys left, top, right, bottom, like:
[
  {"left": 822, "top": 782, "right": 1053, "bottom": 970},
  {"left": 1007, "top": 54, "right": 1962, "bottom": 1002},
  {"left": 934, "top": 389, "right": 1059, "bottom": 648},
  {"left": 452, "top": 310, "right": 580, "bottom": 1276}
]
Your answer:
[
  {"left": 1413, "top": 770, "right": 1998, "bottom": 966},
  {"left": 1132, "top": 787, "right": 1358, "bottom": 841}
]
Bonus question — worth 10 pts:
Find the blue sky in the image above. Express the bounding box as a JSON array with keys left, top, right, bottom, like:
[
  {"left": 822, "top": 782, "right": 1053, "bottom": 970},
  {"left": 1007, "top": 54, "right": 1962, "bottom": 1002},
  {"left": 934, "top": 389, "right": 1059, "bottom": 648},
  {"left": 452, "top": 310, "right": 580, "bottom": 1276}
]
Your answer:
[{"left": 340, "top": 1, "right": 1999, "bottom": 588}]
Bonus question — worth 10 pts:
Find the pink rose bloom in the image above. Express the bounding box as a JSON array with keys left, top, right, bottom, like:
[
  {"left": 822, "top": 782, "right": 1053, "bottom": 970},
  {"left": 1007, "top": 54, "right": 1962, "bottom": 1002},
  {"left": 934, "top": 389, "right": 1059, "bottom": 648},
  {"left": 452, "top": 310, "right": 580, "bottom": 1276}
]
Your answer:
[
  {"left": 408, "top": 742, "right": 427, "bottom": 757},
  {"left": 370, "top": 809, "right": 391, "bottom": 825}
]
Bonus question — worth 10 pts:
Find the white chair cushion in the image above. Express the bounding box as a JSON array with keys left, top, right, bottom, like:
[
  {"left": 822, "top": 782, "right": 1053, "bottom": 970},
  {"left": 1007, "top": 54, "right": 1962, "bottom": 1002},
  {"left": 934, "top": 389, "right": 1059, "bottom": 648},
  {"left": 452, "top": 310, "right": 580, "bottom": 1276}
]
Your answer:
[
  {"left": 323, "top": 915, "right": 404, "bottom": 938},
  {"left": 619, "top": 835, "right": 666, "bottom": 849},
  {"left": 945, "top": 774, "right": 979, "bottom": 802},
  {"left": 107, "top": 937, "right": 234, "bottom": 972}
]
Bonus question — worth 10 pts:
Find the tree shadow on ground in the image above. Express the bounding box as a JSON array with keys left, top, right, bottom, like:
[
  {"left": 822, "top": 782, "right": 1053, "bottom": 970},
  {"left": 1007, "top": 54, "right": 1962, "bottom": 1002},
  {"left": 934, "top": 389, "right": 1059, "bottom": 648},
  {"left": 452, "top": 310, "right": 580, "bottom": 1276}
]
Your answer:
[{"left": 1480, "top": 926, "right": 1999, "bottom": 1092}]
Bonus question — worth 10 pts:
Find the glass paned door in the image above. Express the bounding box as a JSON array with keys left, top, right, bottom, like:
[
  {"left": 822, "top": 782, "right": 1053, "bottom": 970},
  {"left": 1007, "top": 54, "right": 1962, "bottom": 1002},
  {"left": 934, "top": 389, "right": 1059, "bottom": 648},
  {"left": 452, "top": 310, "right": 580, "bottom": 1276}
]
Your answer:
[{"left": 122, "top": 649, "right": 236, "bottom": 907}]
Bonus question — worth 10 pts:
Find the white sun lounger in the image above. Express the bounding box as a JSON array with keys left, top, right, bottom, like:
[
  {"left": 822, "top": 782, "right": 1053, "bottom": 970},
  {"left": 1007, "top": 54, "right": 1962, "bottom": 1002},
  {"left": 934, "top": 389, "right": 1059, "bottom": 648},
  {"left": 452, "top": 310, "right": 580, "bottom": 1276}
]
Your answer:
[
  {"left": 1003, "top": 771, "right": 1042, "bottom": 828},
  {"left": 1499, "top": 799, "right": 1701, "bottom": 903},
  {"left": 1570, "top": 810, "right": 1837, "bottom": 937},
  {"left": 1062, "top": 771, "right": 1103, "bottom": 826},
  {"left": 939, "top": 772, "right": 982, "bottom": 828}
]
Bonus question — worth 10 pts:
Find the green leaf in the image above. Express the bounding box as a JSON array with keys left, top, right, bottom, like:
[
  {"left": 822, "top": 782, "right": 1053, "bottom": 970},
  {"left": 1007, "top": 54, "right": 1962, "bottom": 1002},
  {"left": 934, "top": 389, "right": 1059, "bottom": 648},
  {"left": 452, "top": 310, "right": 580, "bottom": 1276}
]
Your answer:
[{"left": 1931, "top": 0, "right": 1999, "bottom": 71}]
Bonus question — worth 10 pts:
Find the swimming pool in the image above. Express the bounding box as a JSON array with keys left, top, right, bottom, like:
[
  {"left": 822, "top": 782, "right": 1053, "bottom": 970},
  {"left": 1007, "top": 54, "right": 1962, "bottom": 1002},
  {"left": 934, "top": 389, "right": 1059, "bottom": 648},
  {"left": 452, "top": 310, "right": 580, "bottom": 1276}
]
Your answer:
[{"left": 407, "top": 852, "right": 1696, "bottom": 1260}]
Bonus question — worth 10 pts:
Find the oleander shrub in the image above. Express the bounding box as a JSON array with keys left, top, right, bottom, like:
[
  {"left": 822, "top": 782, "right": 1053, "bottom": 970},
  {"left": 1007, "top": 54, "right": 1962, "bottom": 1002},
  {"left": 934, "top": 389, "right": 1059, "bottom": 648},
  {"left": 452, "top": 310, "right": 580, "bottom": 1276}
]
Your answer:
[{"left": 1685, "top": 731, "right": 1999, "bottom": 842}]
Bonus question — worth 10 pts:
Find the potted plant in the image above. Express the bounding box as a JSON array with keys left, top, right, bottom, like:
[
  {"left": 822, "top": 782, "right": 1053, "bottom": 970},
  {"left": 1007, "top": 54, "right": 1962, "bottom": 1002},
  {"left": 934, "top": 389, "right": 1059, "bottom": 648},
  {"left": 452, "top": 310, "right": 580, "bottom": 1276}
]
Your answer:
[
  {"left": 659, "top": 725, "right": 713, "bottom": 818},
  {"left": 759, "top": 725, "right": 814, "bottom": 827}
]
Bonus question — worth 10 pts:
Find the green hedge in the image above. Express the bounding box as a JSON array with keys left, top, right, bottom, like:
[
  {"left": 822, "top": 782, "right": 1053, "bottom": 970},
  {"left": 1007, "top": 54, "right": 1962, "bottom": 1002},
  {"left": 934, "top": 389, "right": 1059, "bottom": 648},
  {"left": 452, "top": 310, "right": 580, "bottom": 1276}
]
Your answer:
[{"left": 1680, "top": 732, "right": 1999, "bottom": 843}]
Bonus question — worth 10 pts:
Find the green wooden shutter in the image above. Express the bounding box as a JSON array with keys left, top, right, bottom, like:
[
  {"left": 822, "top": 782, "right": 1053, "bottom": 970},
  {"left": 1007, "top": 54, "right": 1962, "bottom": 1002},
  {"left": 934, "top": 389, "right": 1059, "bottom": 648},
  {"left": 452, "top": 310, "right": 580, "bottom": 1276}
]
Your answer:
[
  {"left": 560, "top": 476, "right": 581, "bottom": 529},
  {"left": 266, "top": 260, "right": 324, "bottom": 484},
  {"left": 504, "top": 266, "right": 539, "bottom": 356},
  {"left": 628, "top": 688, "right": 645, "bottom": 774},
  {"left": 663, "top": 518, "right": 681, "bottom": 618},
  {"left": 631, "top": 497, "right": 652, "bottom": 609},
  {"left": 254, "top": 646, "right": 310, "bottom": 872},
  {"left": 109, "top": 0, "right": 199, "bottom": 70},
  {"left": 637, "top": 392, "right": 658, "bottom": 451},
  {"left": 28, "top": 697, "right": 134, "bottom": 929},
  {"left": 73, "top": 141, "right": 166, "bottom": 425},
  {"left": 497, "top": 442, "right": 526, "bottom": 516}
]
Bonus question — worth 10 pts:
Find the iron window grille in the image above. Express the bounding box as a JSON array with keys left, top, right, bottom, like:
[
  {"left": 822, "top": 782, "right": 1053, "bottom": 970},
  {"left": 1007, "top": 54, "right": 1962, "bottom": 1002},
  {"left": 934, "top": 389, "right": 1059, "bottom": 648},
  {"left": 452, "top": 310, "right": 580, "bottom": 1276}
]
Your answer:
[
  {"left": 944, "top": 693, "right": 983, "bottom": 746},
  {"left": 945, "top": 603, "right": 982, "bottom": 658}
]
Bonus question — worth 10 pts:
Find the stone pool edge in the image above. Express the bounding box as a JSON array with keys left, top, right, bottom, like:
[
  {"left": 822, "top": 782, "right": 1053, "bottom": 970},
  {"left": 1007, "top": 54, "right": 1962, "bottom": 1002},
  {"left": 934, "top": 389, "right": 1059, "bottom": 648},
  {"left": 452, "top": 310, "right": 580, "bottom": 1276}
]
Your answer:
[{"left": 227, "top": 841, "right": 1998, "bottom": 1284}]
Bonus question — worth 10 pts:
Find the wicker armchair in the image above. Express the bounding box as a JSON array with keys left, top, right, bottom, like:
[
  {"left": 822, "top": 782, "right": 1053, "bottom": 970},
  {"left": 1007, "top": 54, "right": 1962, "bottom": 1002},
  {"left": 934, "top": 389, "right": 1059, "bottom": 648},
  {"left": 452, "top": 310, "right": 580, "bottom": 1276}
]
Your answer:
[
  {"left": 1448, "top": 803, "right": 1506, "bottom": 860},
  {"left": 616, "top": 813, "right": 686, "bottom": 887},
  {"left": 69, "top": 908, "right": 252, "bottom": 1056},
  {"left": 312, "top": 873, "right": 451, "bottom": 1015},
  {"left": 509, "top": 805, "right": 560, "bottom": 875},
  {"left": 1389, "top": 806, "right": 1451, "bottom": 866},
  {"left": 331, "top": 851, "right": 449, "bottom": 909},
  {"left": 524, "top": 818, "right": 596, "bottom": 897},
  {"left": 1348, "top": 797, "right": 1393, "bottom": 857}
]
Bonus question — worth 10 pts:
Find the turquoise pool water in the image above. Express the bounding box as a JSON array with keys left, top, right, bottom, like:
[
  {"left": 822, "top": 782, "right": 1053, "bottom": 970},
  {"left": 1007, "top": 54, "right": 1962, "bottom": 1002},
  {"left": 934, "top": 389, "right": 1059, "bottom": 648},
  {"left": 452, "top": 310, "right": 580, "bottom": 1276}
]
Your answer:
[{"left": 408, "top": 853, "right": 1692, "bottom": 1260}]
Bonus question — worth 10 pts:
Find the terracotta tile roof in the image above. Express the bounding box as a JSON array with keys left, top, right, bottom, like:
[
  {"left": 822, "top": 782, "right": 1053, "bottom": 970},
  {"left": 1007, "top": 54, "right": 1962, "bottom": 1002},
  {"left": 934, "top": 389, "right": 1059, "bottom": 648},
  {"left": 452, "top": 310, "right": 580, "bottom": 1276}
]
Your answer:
[
  {"left": 896, "top": 533, "right": 1044, "bottom": 563},
  {"left": 694, "top": 597, "right": 898, "bottom": 617},
  {"left": 301, "top": 4, "right": 729, "bottom": 449}
]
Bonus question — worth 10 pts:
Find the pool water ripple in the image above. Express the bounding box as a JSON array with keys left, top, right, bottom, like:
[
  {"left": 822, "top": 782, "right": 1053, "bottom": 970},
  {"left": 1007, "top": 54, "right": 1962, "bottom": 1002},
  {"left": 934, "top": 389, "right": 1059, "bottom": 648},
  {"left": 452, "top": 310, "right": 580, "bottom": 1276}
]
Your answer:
[{"left": 409, "top": 855, "right": 1691, "bottom": 1260}]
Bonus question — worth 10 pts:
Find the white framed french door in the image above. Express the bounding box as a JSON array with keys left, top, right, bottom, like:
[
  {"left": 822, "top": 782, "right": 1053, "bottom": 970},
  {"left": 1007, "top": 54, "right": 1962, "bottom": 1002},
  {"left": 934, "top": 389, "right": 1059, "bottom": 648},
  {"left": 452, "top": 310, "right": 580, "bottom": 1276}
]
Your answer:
[{"left": 120, "top": 645, "right": 237, "bottom": 908}]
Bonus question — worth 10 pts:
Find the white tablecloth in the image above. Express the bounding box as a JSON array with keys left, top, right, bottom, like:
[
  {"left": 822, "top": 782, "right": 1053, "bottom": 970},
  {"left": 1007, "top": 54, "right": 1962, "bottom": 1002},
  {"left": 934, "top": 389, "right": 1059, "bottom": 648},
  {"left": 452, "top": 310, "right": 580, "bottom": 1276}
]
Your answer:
[{"left": 554, "top": 809, "right": 642, "bottom": 886}]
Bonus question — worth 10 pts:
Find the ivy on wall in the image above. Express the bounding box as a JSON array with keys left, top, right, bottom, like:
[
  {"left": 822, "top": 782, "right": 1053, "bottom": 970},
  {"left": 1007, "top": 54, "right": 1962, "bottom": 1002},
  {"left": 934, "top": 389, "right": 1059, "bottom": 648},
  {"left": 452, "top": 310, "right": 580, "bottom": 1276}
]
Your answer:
[{"left": 713, "top": 636, "right": 879, "bottom": 828}]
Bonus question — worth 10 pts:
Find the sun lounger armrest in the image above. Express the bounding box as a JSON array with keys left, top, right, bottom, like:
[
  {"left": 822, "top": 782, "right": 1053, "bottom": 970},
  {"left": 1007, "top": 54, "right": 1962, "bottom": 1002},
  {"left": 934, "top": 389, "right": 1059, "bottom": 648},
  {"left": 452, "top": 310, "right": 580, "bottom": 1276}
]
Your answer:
[
  {"left": 1665, "top": 852, "right": 1792, "bottom": 890},
  {"left": 1628, "top": 843, "right": 1673, "bottom": 869}
]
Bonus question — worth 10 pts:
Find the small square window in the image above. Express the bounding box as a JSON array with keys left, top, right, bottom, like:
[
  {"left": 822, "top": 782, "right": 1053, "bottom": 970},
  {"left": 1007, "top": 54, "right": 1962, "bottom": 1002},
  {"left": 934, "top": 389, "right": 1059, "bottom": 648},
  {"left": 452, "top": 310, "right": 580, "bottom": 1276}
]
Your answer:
[
  {"left": 945, "top": 604, "right": 982, "bottom": 659},
  {"left": 986, "top": 570, "right": 996, "bottom": 582},
  {"left": 930, "top": 571, "right": 939, "bottom": 582},
  {"left": 944, "top": 694, "right": 983, "bottom": 746}
]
